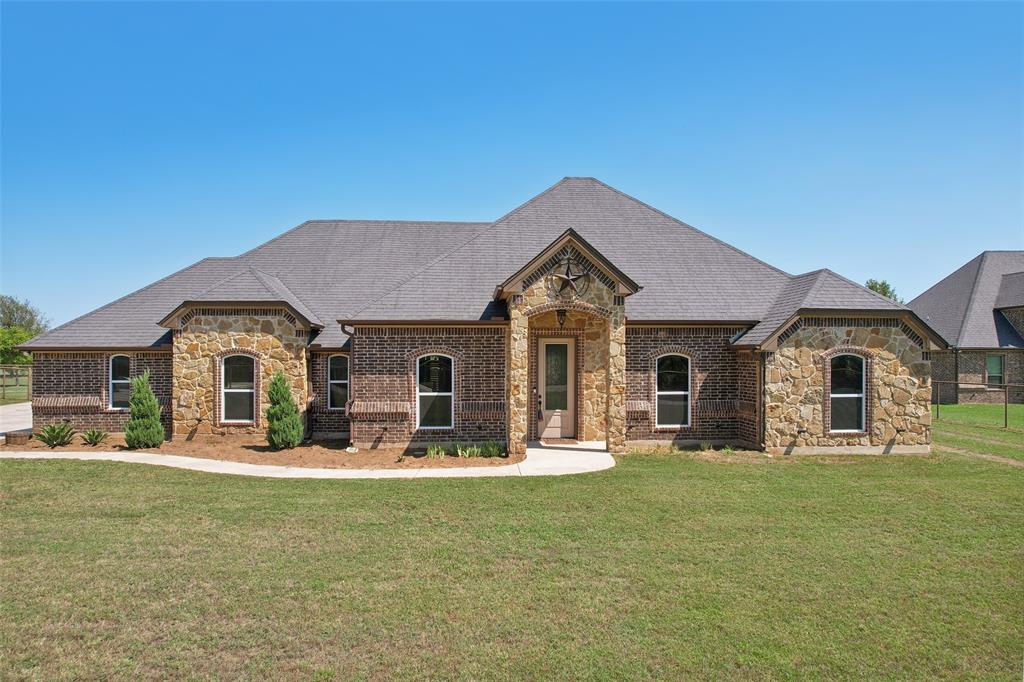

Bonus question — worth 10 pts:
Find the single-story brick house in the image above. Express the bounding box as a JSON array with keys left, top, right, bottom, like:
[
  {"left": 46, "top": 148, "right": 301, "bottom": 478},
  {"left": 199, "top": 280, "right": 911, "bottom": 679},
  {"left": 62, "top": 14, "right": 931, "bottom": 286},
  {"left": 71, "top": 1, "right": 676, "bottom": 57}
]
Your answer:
[
  {"left": 909, "top": 251, "right": 1024, "bottom": 404},
  {"left": 23, "top": 177, "right": 946, "bottom": 455}
]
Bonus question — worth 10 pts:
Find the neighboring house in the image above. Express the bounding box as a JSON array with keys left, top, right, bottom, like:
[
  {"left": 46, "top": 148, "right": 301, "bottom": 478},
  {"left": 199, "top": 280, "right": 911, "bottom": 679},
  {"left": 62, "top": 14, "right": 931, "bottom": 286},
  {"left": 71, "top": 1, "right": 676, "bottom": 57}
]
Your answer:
[
  {"left": 23, "top": 178, "right": 945, "bottom": 454},
  {"left": 909, "top": 251, "right": 1024, "bottom": 404}
]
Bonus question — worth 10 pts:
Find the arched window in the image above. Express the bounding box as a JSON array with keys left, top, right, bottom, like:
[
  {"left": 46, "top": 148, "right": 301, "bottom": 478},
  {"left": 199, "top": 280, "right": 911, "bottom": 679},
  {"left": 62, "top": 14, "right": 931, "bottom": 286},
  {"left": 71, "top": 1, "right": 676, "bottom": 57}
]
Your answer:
[
  {"left": 656, "top": 354, "right": 690, "bottom": 427},
  {"left": 328, "top": 355, "right": 349, "bottom": 410},
  {"left": 830, "top": 354, "right": 865, "bottom": 432},
  {"left": 109, "top": 355, "right": 131, "bottom": 409},
  {"left": 417, "top": 354, "right": 453, "bottom": 429},
  {"left": 222, "top": 355, "right": 256, "bottom": 423}
]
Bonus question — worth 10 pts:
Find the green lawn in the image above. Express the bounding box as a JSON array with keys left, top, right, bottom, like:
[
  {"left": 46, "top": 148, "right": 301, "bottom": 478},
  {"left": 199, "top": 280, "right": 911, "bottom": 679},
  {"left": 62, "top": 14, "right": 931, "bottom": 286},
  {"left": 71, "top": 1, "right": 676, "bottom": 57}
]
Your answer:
[
  {"left": 2, "top": 444, "right": 1021, "bottom": 679},
  {"left": 0, "top": 382, "right": 28, "bottom": 406},
  {"left": 933, "top": 402, "right": 1024, "bottom": 429}
]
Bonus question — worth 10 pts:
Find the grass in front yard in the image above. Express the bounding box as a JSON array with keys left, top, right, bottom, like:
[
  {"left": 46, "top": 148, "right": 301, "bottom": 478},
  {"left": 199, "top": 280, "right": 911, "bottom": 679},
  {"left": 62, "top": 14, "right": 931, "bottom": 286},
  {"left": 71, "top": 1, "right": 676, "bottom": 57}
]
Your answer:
[
  {"left": 2, "top": 452, "right": 1021, "bottom": 679},
  {"left": 932, "top": 402, "right": 1024, "bottom": 429}
]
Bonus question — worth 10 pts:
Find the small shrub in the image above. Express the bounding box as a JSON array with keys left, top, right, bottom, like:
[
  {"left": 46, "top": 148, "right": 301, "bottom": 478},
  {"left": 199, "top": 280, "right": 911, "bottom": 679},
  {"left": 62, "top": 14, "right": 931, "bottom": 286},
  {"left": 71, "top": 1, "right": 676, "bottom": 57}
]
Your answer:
[
  {"left": 36, "top": 422, "right": 75, "bottom": 448},
  {"left": 699, "top": 441, "right": 713, "bottom": 452},
  {"left": 81, "top": 429, "right": 108, "bottom": 447},
  {"left": 446, "top": 442, "right": 462, "bottom": 457},
  {"left": 426, "top": 444, "right": 446, "bottom": 459},
  {"left": 124, "top": 370, "right": 164, "bottom": 449},
  {"left": 722, "top": 444, "right": 735, "bottom": 454},
  {"left": 480, "top": 441, "right": 504, "bottom": 458},
  {"left": 265, "top": 372, "right": 303, "bottom": 450}
]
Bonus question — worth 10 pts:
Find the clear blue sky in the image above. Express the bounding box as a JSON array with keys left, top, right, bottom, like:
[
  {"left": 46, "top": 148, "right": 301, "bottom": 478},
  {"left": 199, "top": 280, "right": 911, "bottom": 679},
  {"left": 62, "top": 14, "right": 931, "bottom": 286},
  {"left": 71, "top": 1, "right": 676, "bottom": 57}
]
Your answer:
[{"left": 2, "top": 1, "right": 1021, "bottom": 327}]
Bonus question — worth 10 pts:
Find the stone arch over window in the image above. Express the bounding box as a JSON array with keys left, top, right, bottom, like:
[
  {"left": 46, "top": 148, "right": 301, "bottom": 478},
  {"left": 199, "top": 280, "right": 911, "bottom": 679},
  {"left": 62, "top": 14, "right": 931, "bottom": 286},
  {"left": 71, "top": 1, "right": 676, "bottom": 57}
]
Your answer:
[
  {"left": 524, "top": 301, "right": 613, "bottom": 320},
  {"left": 821, "top": 347, "right": 874, "bottom": 435},
  {"left": 213, "top": 348, "right": 261, "bottom": 427},
  {"left": 647, "top": 348, "right": 694, "bottom": 429}
]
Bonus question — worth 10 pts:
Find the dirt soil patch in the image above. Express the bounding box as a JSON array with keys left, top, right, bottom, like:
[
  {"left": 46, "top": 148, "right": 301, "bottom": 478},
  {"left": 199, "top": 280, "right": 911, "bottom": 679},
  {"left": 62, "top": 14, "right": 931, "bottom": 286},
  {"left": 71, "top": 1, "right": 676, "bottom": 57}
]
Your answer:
[{"left": 0, "top": 434, "right": 522, "bottom": 470}]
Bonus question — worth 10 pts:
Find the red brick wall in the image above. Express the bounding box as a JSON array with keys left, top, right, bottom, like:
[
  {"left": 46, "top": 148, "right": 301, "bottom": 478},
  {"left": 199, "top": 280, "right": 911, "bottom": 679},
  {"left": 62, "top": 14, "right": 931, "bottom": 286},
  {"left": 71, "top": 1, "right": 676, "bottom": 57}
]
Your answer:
[
  {"left": 624, "top": 326, "right": 756, "bottom": 445},
  {"left": 308, "top": 351, "right": 351, "bottom": 435},
  {"left": 31, "top": 351, "right": 172, "bottom": 434},
  {"left": 349, "top": 326, "right": 507, "bottom": 449}
]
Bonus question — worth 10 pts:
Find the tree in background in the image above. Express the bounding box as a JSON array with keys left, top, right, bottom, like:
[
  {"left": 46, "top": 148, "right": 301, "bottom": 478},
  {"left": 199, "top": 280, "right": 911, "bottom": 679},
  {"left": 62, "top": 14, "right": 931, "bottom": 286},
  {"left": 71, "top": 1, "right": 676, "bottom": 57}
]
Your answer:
[
  {"left": 0, "top": 295, "right": 49, "bottom": 364},
  {"left": 865, "top": 279, "right": 904, "bottom": 305},
  {"left": 265, "top": 371, "right": 304, "bottom": 450},
  {"left": 124, "top": 370, "right": 165, "bottom": 449}
]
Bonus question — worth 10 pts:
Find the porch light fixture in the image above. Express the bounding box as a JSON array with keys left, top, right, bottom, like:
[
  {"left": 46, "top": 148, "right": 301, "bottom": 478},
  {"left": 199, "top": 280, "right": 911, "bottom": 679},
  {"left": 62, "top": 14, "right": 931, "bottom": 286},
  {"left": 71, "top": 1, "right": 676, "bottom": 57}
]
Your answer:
[{"left": 556, "top": 308, "right": 567, "bottom": 328}]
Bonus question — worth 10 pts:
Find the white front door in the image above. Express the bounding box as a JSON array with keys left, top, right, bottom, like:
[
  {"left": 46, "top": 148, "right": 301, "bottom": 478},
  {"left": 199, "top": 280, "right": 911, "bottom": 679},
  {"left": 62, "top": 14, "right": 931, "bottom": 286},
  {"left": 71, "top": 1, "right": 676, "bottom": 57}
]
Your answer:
[{"left": 538, "top": 338, "right": 576, "bottom": 439}]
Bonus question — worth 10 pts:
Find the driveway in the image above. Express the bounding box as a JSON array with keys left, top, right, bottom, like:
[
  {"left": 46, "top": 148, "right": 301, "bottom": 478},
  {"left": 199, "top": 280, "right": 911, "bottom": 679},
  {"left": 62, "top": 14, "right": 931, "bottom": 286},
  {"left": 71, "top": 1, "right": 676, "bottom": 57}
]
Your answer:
[{"left": 0, "top": 402, "right": 31, "bottom": 434}]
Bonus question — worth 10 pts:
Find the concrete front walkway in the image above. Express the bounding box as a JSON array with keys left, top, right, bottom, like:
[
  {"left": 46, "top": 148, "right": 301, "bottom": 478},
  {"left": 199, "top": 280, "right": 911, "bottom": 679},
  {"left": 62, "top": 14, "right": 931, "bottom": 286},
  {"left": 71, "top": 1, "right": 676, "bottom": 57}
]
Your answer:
[
  {"left": 0, "top": 441, "right": 615, "bottom": 479},
  {"left": 0, "top": 401, "right": 32, "bottom": 434}
]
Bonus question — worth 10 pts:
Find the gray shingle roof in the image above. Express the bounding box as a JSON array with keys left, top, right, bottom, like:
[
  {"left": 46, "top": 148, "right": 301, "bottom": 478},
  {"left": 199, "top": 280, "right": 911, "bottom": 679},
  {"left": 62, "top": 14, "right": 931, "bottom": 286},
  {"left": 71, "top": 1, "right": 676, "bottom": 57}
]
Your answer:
[
  {"left": 994, "top": 271, "right": 1024, "bottom": 310},
  {"left": 345, "top": 177, "right": 793, "bottom": 322},
  {"left": 909, "top": 251, "right": 1024, "bottom": 348},
  {"left": 177, "top": 266, "right": 323, "bottom": 327},
  {"left": 733, "top": 269, "right": 905, "bottom": 347},
  {"left": 25, "top": 177, "right": 930, "bottom": 351},
  {"left": 25, "top": 221, "right": 486, "bottom": 349}
]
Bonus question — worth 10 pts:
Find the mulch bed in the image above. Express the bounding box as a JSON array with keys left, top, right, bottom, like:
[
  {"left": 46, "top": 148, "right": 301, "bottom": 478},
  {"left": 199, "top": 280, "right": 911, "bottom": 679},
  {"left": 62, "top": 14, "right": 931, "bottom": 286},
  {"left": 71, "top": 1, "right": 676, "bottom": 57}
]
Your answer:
[{"left": 0, "top": 434, "right": 522, "bottom": 470}]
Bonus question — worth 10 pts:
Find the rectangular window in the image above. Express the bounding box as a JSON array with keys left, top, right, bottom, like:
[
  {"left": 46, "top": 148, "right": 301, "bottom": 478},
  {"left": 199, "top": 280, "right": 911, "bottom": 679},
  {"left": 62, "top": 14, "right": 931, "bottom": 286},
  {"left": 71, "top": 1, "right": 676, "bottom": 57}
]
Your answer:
[
  {"left": 986, "top": 355, "right": 1004, "bottom": 387},
  {"left": 656, "top": 354, "right": 690, "bottom": 427},
  {"left": 328, "top": 355, "right": 349, "bottom": 410}
]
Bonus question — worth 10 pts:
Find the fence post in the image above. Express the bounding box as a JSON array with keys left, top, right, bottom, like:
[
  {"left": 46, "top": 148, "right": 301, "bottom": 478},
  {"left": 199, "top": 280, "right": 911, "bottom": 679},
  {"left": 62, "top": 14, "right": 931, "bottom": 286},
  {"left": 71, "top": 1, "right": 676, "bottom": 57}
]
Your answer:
[{"left": 1005, "top": 384, "right": 1009, "bottom": 429}]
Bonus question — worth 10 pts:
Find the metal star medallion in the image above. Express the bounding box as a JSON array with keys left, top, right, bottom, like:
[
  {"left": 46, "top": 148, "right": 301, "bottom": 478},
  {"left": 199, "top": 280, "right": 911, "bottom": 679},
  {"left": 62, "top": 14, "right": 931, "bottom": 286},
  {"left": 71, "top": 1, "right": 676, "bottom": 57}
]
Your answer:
[{"left": 551, "top": 257, "right": 589, "bottom": 298}]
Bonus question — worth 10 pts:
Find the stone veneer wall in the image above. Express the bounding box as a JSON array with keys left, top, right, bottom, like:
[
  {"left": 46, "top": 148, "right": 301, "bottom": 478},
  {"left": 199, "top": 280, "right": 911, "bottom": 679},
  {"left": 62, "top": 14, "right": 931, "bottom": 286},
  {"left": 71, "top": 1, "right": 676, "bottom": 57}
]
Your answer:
[
  {"left": 348, "top": 326, "right": 506, "bottom": 449},
  {"left": 31, "top": 351, "right": 172, "bottom": 433},
  {"left": 172, "top": 311, "right": 308, "bottom": 436},
  {"left": 954, "top": 350, "right": 1024, "bottom": 404},
  {"left": 624, "top": 326, "right": 754, "bottom": 446},
  {"left": 308, "top": 351, "right": 351, "bottom": 436},
  {"left": 526, "top": 309, "right": 609, "bottom": 442},
  {"left": 763, "top": 320, "right": 932, "bottom": 452},
  {"left": 507, "top": 270, "right": 625, "bottom": 454}
]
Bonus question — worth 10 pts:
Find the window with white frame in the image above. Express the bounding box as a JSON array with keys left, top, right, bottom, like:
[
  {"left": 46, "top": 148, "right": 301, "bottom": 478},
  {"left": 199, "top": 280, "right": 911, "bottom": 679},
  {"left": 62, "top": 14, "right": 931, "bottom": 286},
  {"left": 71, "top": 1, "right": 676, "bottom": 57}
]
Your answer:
[
  {"left": 328, "top": 355, "right": 349, "bottom": 410},
  {"left": 221, "top": 355, "right": 256, "bottom": 422},
  {"left": 109, "top": 355, "right": 131, "bottom": 409},
  {"left": 830, "top": 354, "right": 865, "bottom": 432},
  {"left": 655, "top": 354, "right": 690, "bottom": 427},
  {"left": 417, "top": 354, "right": 453, "bottom": 429},
  {"left": 986, "top": 354, "right": 1005, "bottom": 387}
]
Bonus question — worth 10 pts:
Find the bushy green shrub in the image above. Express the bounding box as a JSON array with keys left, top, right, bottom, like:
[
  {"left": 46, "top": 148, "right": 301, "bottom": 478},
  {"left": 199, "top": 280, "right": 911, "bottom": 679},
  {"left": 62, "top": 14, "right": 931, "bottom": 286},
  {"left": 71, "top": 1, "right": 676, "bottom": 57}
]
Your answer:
[
  {"left": 480, "top": 441, "right": 504, "bottom": 458},
  {"left": 265, "top": 372, "right": 304, "bottom": 450},
  {"left": 82, "top": 429, "right": 108, "bottom": 446},
  {"left": 124, "top": 370, "right": 164, "bottom": 449},
  {"left": 36, "top": 422, "right": 75, "bottom": 448},
  {"left": 721, "top": 444, "right": 735, "bottom": 454},
  {"left": 426, "top": 444, "right": 446, "bottom": 459}
]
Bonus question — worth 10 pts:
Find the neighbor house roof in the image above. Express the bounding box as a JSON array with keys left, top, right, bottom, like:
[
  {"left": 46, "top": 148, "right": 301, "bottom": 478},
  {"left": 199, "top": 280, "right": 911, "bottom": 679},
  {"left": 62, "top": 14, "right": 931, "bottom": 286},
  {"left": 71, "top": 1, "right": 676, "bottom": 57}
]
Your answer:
[
  {"left": 24, "top": 177, "right": 934, "bottom": 351},
  {"left": 909, "top": 251, "right": 1024, "bottom": 349}
]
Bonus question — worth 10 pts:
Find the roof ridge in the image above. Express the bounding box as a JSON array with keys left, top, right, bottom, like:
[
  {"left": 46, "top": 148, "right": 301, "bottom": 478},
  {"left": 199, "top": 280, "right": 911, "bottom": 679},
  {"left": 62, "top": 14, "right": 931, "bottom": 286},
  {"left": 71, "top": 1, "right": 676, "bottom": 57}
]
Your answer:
[
  {"left": 959, "top": 251, "right": 991, "bottom": 343},
  {"left": 302, "top": 219, "right": 490, "bottom": 225},
  {"left": 342, "top": 178, "right": 576, "bottom": 320},
  {"left": 28, "top": 257, "right": 237, "bottom": 343},
  {"left": 818, "top": 267, "right": 907, "bottom": 309},
  {"left": 583, "top": 177, "right": 793, "bottom": 279}
]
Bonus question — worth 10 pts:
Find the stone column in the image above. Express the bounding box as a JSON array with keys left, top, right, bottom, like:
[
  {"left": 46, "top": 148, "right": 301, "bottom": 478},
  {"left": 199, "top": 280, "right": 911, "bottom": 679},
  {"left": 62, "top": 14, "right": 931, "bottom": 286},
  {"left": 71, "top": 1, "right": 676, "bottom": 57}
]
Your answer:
[
  {"left": 606, "top": 306, "right": 627, "bottom": 454},
  {"left": 507, "top": 296, "right": 529, "bottom": 455}
]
